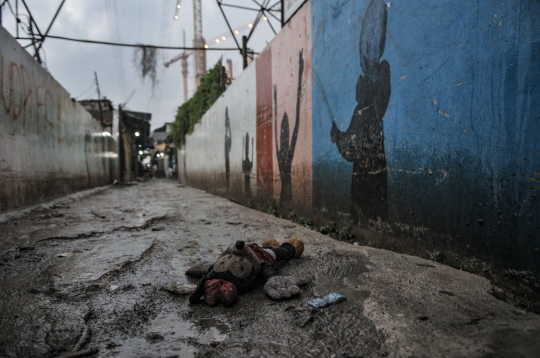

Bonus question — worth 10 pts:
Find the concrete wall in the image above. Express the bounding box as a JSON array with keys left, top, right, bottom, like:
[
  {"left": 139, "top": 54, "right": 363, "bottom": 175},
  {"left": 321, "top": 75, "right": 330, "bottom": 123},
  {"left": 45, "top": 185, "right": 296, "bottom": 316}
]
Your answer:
[
  {"left": 181, "top": 0, "right": 540, "bottom": 274},
  {"left": 183, "top": 63, "right": 258, "bottom": 199},
  {"left": 0, "top": 27, "right": 117, "bottom": 211}
]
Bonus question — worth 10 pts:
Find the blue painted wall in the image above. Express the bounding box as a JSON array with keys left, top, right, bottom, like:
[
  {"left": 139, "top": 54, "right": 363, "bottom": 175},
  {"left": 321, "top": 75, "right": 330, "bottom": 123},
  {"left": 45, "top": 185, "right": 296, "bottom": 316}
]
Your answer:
[{"left": 312, "top": 0, "right": 540, "bottom": 271}]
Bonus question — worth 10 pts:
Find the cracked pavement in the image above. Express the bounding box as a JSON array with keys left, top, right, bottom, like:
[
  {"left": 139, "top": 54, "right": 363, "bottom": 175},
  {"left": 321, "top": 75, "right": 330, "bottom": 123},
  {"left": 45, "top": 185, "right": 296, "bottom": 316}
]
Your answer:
[{"left": 1, "top": 180, "right": 539, "bottom": 357}]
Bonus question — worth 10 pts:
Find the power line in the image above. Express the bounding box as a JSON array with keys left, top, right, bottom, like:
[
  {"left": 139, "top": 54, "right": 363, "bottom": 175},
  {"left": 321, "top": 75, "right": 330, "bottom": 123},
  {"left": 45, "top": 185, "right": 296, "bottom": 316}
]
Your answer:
[{"left": 16, "top": 34, "right": 239, "bottom": 50}]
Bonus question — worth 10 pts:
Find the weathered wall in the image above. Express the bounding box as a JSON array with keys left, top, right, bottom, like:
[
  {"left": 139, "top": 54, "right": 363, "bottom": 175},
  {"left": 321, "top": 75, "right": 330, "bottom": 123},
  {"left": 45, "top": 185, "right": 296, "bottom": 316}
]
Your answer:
[
  {"left": 181, "top": 0, "right": 540, "bottom": 274},
  {"left": 0, "top": 27, "right": 117, "bottom": 212}
]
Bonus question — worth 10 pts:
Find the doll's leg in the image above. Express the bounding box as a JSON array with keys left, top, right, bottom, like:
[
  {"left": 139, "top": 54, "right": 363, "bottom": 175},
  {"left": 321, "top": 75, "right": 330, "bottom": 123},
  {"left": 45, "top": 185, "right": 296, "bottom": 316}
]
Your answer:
[{"left": 189, "top": 270, "right": 218, "bottom": 304}]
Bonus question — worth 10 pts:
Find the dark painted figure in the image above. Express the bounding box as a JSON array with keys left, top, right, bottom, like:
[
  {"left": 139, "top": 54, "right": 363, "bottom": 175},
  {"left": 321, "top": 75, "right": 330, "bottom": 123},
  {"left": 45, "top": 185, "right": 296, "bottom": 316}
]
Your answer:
[
  {"left": 274, "top": 50, "right": 304, "bottom": 210},
  {"left": 225, "top": 107, "right": 232, "bottom": 190},
  {"left": 330, "top": 0, "right": 391, "bottom": 224},
  {"left": 242, "top": 132, "right": 254, "bottom": 198}
]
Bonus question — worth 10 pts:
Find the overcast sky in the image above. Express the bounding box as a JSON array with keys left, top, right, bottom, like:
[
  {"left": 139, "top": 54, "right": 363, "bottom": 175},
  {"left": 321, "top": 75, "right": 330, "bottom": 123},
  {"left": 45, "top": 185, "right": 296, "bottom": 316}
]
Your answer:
[{"left": 1, "top": 0, "right": 280, "bottom": 131}]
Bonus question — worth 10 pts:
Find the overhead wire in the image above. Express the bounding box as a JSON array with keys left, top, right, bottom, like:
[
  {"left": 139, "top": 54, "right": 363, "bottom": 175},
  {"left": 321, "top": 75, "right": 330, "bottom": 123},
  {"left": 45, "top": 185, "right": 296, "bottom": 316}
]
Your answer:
[
  {"left": 73, "top": 81, "right": 96, "bottom": 99},
  {"left": 15, "top": 35, "right": 239, "bottom": 50}
]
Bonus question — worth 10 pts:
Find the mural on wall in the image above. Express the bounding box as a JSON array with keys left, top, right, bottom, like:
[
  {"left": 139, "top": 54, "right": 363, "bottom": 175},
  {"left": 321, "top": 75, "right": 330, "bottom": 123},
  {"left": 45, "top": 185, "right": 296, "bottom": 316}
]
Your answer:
[
  {"left": 225, "top": 107, "right": 232, "bottom": 191},
  {"left": 330, "top": 0, "right": 390, "bottom": 224},
  {"left": 274, "top": 50, "right": 304, "bottom": 210},
  {"left": 242, "top": 132, "right": 254, "bottom": 198}
]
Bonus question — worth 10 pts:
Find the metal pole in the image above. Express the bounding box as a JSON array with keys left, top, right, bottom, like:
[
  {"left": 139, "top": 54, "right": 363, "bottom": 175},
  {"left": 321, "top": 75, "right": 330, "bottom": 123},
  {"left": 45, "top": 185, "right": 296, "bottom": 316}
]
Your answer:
[
  {"left": 94, "top": 72, "right": 104, "bottom": 126},
  {"left": 215, "top": 0, "right": 242, "bottom": 52},
  {"left": 242, "top": 35, "right": 248, "bottom": 69},
  {"left": 16, "top": 0, "right": 19, "bottom": 38},
  {"left": 36, "top": 0, "right": 66, "bottom": 52},
  {"left": 281, "top": 0, "right": 284, "bottom": 27}
]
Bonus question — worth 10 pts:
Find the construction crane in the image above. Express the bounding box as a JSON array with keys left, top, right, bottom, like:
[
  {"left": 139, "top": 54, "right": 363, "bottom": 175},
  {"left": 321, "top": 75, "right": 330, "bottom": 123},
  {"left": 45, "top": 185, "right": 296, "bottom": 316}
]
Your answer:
[
  {"left": 168, "top": 0, "right": 205, "bottom": 101},
  {"left": 164, "top": 21, "right": 253, "bottom": 103},
  {"left": 164, "top": 31, "right": 191, "bottom": 103},
  {"left": 192, "top": 0, "right": 206, "bottom": 87}
]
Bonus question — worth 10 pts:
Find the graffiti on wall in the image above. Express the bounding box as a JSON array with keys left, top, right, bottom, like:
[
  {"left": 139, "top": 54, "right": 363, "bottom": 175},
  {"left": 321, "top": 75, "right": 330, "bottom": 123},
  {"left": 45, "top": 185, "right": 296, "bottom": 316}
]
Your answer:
[
  {"left": 330, "top": 0, "right": 390, "bottom": 224},
  {"left": 273, "top": 50, "right": 305, "bottom": 210},
  {"left": 1, "top": 55, "right": 56, "bottom": 134},
  {"left": 225, "top": 107, "right": 232, "bottom": 191},
  {"left": 242, "top": 132, "right": 254, "bottom": 198}
]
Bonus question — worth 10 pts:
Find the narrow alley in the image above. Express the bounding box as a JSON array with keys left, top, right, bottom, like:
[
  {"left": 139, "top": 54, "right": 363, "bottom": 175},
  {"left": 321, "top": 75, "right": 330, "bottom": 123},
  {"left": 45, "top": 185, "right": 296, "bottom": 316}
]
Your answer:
[{"left": 1, "top": 180, "right": 539, "bottom": 357}]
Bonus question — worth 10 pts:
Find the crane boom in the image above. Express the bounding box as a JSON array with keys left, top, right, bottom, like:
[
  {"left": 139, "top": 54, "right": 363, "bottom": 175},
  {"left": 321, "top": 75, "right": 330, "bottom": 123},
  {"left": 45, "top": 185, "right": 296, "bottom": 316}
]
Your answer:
[{"left": 193, "top": 0, "right": 206, "bottom": 87}]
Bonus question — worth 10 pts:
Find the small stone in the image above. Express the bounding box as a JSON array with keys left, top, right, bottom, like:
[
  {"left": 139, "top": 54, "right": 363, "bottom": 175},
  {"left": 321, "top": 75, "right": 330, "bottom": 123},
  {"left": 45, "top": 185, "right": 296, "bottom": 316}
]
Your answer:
[
  {"left": 106, "top": 342, "right": 122, "bottom": 349},
  {"left": 57, "top": 253, "right": 72, "bottom": 257},
  {"left": 146, "top": 332, "right": 164, "bottom": 342},
  {"left": 296, "top": 313, "right": 313, "bottom": 327},
  {"left": 511, "top": 309, "right": 526, "bottom": 316},
  {"left": 110, "top": 285, "right": 119, "bottom": 292},
  {"left": 417, "top": 315, "right": 429, "bottom": 321}
]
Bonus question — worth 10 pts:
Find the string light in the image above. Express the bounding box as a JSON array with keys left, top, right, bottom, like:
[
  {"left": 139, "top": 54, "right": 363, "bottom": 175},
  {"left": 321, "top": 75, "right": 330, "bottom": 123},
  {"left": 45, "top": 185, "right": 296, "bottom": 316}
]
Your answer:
[
  {"left": 248, "top": 23, "right": 253, "bottom": 28},
  {"left": 263, "top": 16, "right": 268, "bottom": 21}
]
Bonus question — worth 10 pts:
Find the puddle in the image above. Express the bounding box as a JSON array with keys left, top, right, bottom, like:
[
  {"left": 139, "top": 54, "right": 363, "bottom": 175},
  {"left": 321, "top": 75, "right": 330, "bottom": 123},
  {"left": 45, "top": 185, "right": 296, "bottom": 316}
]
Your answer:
[
  {"left": 104, "top": 314, "right": 229, "bottom": 358},
  {"left": 197, "top": 318, "right": 229, "bottom": 345}
]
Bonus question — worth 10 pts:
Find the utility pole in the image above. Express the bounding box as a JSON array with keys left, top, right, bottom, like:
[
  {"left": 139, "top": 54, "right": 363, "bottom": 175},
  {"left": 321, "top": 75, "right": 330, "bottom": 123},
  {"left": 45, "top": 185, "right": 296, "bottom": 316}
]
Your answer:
[
  {"left": 192, "top": 0, "right": 206, "bottom": 88},
  {"left": 94, "top": 72, "right": 104, "bottom": 126}
]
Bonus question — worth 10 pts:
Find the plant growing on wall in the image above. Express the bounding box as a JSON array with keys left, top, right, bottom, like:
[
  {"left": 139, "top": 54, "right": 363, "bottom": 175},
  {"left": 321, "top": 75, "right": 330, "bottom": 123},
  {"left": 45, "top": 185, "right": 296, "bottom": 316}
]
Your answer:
[{"left": 171, "top": 62, "right": 226, "bottom": 147}]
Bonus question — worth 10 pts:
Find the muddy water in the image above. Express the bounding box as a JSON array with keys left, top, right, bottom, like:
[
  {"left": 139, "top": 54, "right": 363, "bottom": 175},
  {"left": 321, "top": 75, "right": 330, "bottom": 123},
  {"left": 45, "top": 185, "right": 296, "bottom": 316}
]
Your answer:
[{"left": 102, "top": 314, "right": 229, "bottom": 357}]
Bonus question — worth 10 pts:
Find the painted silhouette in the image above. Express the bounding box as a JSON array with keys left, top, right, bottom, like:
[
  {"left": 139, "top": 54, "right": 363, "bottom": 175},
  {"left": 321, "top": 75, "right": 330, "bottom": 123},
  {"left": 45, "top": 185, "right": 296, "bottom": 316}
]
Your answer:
[
  {"left": 225, "top": 107, "right": 231, "bottom": 190},
  {"left": 274, "top": 50, "right": 304, "bottom": 210},
  {"left": 242, "top": 132, "right": 254, "bottom": 198},
  {"left": 330, "top": 0, "right": 391, "bottom": 224}
]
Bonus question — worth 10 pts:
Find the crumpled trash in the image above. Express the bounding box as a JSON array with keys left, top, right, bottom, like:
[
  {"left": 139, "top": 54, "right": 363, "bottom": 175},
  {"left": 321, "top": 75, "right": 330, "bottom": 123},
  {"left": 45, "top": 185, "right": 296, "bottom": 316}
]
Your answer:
[{"left": 307, "top": 293, "right": 347, "bottom": 308}]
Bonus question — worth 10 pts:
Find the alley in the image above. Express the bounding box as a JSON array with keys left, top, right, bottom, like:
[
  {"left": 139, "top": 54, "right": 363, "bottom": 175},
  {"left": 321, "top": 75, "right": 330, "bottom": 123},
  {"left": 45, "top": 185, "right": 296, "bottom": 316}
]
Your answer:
[{"left": 0, "top": 180, "right": 538, "bottom": 357}]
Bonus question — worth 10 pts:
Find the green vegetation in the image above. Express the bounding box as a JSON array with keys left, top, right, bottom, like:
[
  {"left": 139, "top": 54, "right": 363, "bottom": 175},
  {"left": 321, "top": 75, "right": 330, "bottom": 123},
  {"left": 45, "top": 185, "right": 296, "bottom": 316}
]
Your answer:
[
  {"left": 171, "top": 62, "right": 226, "bottom": 147},
  {"left": 288, "top": 212, "right": 355, "bottom": 242},
  {"left": 266, "top": 199, "right": 280, "bottom": 217}
]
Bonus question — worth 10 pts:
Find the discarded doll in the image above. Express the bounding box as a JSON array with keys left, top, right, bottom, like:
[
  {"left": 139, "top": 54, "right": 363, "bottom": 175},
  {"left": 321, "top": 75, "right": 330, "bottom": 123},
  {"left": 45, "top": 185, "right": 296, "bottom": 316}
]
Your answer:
[{"left": 187, "top": 238, "right": 307, "bottom": 306}]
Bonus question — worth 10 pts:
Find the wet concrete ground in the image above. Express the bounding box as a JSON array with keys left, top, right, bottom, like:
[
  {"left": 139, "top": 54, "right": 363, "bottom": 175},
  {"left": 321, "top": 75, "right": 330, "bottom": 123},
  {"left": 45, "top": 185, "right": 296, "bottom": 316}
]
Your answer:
[{"left": 1, "top": 179, "right": 540, "bottom": 357}]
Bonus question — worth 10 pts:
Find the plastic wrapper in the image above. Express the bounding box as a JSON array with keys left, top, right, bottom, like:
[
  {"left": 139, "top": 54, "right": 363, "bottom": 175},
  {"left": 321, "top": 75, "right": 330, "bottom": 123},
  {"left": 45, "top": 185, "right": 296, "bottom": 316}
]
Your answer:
[{"left": 307, "top": 293, "right": 347, "bottom": 308}]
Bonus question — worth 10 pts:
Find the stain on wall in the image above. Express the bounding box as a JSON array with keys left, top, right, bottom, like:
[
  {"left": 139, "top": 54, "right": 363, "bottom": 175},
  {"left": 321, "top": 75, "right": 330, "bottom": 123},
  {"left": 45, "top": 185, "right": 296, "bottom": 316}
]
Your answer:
[
  {"left": 0, "top": 27, "right": 117, "bottom": 212},
  {"left": 255, "top": 47, "right": 273, "bottom": 201}
]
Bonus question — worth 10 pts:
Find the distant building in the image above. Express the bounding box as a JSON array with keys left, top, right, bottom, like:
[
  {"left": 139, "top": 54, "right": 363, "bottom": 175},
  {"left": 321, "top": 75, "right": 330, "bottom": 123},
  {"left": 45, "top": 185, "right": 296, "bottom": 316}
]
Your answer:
[
  {"left": 80, "top": 98, "right": 153, "bottom": 181},
  {"left": 151, "top": 123, "right": 176, "bottom": 178}
]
